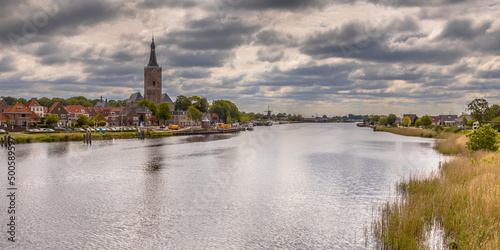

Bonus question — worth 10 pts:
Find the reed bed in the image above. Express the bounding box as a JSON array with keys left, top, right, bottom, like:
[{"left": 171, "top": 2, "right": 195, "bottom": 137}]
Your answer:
[{"left": 373, "top": 135, "right": 500, "bottom": 249}]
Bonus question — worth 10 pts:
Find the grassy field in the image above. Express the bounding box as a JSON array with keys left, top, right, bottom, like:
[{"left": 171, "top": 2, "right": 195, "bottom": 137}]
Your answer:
[
  {"left": 373, "top": 130, "right": 500, "bottom": 248},
  {"left": 7, "top": 131, "right": 173, "bottom": 143}
]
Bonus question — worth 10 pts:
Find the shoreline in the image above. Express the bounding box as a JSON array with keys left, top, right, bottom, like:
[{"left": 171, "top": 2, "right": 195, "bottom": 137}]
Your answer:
[{"left": 372, "top": 126, "right": 500, "bottom": 248}]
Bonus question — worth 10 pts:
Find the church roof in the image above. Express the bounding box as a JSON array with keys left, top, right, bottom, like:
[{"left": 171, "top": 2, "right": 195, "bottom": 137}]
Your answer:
[
  {"left": 161, "top": 93, "right": 173, "bottom": 103},
  {"left": 94, "top": 96, "right": 111, "bottom": 108},
  {"left": 127, "top": 92, "right": 143, "bottom": 103},
  {"left": 147, "top": 37, "right": 159, "bottom": 67}
]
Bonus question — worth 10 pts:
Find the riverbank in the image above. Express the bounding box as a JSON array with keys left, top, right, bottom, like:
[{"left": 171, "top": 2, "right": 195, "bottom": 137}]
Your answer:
[
  {"left": 372, "top": 129, "right": 500, "bottom": 248},
  {"left": 6, "top": 131, "right": 174, "bottom": 144}
]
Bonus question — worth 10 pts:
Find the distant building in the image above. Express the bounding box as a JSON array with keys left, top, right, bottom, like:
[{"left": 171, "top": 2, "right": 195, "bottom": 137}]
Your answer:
[
  {"left": 439, "top": 115, "right": 458, "bottom": 127},
  {"left": 0, "top": 101, "right": 8, "bottom": 113},
  {"left": 430, "top": 116, "right": 440, "bottom": 125},
  {"left": 3, "top": 103, "right": 32, "bottom": 127},
  {"left": 65, "top": 105, "right": 89, "bottom": 126},
  {"left": 25, "top": 99, "right": 47, "bottom": 118},
  {"left": 94, "top": 96, "right": 112, "bottom": 108},
  {"left": 402, "top": 114, "right": 417, "bottom": 124},
  {"left": 126, "top": 38, "right": 174, "bottom": 112},
  {"left": 49, "top": 102, "right": 69, "bottom": 127}
]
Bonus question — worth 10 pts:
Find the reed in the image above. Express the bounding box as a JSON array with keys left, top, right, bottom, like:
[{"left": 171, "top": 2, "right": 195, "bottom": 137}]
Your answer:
[
  {"left": 373, "top": 135, "right": 500, "bottom": 249},
  {"left": 375, "top": 126, "right": 438, "bottom": 138}
]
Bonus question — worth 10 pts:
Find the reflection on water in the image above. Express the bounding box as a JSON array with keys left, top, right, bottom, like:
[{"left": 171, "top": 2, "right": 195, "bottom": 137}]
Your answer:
[{"left": 0, "top": 123, "right": 445, "bottom": 249}]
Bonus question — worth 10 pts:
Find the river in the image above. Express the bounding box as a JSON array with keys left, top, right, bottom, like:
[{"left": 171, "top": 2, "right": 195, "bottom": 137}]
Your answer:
[{"left": 0, "top": 123, "right": 445, "bottom": 249}]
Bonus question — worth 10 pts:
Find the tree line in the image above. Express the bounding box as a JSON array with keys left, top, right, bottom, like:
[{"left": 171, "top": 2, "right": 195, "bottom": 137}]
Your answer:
[{"left": 1, "top": 96, "right": 127, "bottom": 108}]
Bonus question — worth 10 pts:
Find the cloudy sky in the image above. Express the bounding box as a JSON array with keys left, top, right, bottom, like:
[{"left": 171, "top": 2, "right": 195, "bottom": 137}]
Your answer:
[{"left": 1, "top": 0, "right": 499, "bottom": 116}]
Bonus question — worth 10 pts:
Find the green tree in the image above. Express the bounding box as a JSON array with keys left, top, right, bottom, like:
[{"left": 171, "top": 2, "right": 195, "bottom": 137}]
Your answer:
[
  {"left": 76, "top": 114, "right": 89, "bottom": 127},
  {"left": 157, "top": 102, "right": 171, "bottom": 124},
  {"left": 468, "top": 98, "right": 489, "bottom": 122},
  {"left": 88, "top": 120, "right": 96, "bottom": 127},
  {"left": 421, "top": 115, "right": 433, "bottom": 128},
  {"left": 208, "top": 100, "right": 240, "bottom": 122},
  {"left": 186, "top": 105, "right": 202, "bottom": 126},
  {"left": 466, "top": 124, "right": 499, "bottom": 151},
  {"left": 45, "top": 114, "right": 59, "bottom": 126},
  {"left": 138, "top": 99, "right": 150, "bottom": 107},
  {"left": 297, "top": 114, "right": 304, "bottom": 121},
  {"left": 461, "top": 115, "right": 468, "bottom": 126},
  {"left": 147, "top": 102, "right": 158, "bottom": 117},
  {"left": 17, "top": 98, "right": 27, "bottom": 104},
  {"left": 387, "top": 114, "right": 397, "bottom": 126},
  {"left": 379, "top": 117, "right": 388, "bottom": 125},
  {"left": 98, "top": 120, "right": 106, "bottom": 127},
  {"left": 37, "top": 97, "right": 53, "bottom": 107},
  {"left": 492, "top": 117, "right": 500, "bottom": 131},
  {"left": 1, "top": 96, "right": 18, "bottom": 106},
  {"left": 487, "top": 104, "right": 500, "bottom": 120},
  {"left": 52, "top": 97, "right": 67, "bottom": 106},
  {"left": 415, "top": 119, "right": 422, "bottom": 127},
  {"left": 371, "top": 115, "right": 380, "bottom": 124},
  {"left": 175, "top": 95, "right": 192, "bottom": 111},
  {"left": 402, "top": 116, "right": 411, "bottom": 127}
]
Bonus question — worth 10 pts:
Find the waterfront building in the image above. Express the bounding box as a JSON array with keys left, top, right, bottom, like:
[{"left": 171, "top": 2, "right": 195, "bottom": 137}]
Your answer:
[
  {"left": 0, "top": 101, "right": 9, "bottom": 113},
  {"left": 25, "top": 99, "right": 47, "bottom": 118},
  {"left": 3, "top": 103, "right": 32, "bottom": 127},
  {"left": 49, "top": 102, "right": 69, "bottom": 127}
]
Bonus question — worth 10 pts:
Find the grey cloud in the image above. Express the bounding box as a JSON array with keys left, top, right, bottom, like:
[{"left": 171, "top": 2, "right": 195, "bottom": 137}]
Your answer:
[
  {"left": 136, "top": 0, "right": 198, "bottom": 9},
  {"left": 234, "top": 0, "right": 331, "bottom": 10},
  {"left": 257, "top": 47, "right": 284, "bottom": 62},
  {"left": 111, "top": 51, "right": 135, "bottom": 62},
  {"left": 367, "top": 0, "right": 470, "bottom": 7},
  {"left": 172, "top": 69, "right": 212, "bottom": 79},
  {"left": 166, "top": 50, "right": 232, "bottom": 68},
  {"left": 0, "top": 0, "right": 121, "bottom": 46},
  {"left": 476, "top": 70, "right": 500, "bottom": 79},
  {"left": 254, "top": 30, "right": 296, "bottom": 46},
  {"left": 166, "top": 17, "right": 260, "bottom": 51},
  {"left": 438, "top": 19, "right": 492, "bottom": 40},
  {"left": 0, "top": 57, "right": 16, "bottom": 73}
]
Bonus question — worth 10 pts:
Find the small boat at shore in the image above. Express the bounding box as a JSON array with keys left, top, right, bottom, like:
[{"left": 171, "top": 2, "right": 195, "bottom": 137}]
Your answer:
[
  {"left": 265, "top": 121, "right": 273, "bottom": 126},
  {"left": 279, "top": 121, "right": 289, "bottom": 124}
]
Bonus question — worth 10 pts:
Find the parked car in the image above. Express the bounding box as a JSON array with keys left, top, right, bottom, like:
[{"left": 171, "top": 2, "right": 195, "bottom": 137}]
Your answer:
[
  {"left": 47, "top": 129, "right": 54, "bottom": 132},
  {"left": 160, "top": 125, "right": 166, "bottom": 129},
  {"left": 33, "top": 129, "right": 40, "bottom": 132},
  {"left": 54, "top": 127, "right": 64, "bottom": 131},
  {"left": 0, "top": 129, "right": 6, "bottom": 133},
  {"left": 65, "top": 128, "right": 73, "bottom": 131}
]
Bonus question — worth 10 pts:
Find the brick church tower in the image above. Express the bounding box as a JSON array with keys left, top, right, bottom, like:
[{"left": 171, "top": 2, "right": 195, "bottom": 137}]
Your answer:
[{"left": 144, "top": 37, "right": 162, "bottom": 105}]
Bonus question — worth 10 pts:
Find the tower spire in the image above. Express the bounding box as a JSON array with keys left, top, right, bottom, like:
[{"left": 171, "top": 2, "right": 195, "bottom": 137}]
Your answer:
[{"left": 147, "top": 37, "right": 159, "bottom": 67}]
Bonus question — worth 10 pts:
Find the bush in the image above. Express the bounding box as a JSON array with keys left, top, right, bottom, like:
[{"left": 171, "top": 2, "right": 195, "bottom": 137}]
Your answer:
[
  {"left": 466, "top": 124, "right": 499, "bottom": 151},
  {"left": 432, "top": 125, "right": 444, "bottom": 133},
  {"left": 98, "top": 120, "right": 106, "bottom": 126},
  {"left": 444, "top": 126, "right": 462, "bottom": 133},
  {"left": 37, "top": 124, "right": 49, "bottom": 128}
]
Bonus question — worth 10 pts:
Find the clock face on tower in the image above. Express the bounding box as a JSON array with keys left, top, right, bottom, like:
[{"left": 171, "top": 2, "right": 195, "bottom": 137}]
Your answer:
[{"left": 152, "top": 69, "right": 157, "bottom": 73}]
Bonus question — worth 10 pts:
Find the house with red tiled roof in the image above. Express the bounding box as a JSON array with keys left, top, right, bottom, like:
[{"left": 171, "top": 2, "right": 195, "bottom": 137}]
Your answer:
[
  {"left": 0, "top": 112, "right": 6, "bottom": 126},
  {"left": 65, "top": 105, "right": 89, "bottom": 126},
  {"left": 49, "top": 102, "right": 68, "bottom": 127},
  {"left": 25, "top": 99, "right": 47, "bottom": 118},
  {"left": 3, "top": 103, "right": 32, "bottom": 127},
  {"left": 430, "top": 116, "right": 440, "bottom": 125},
  {"left": 0, "top": 101, "right": 8, "bottom": 113},
  {"left": 30, "top": 111, "right": 40, "bottom": 123}
]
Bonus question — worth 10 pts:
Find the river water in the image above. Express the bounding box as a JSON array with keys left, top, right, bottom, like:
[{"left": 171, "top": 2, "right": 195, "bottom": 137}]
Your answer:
[{"left": 0, "top": 123, "right": 445, "bottom": 249}]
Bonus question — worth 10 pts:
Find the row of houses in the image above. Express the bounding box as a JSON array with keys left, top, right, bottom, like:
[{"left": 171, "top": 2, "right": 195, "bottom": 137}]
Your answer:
[
  {"left": 401, "top": 113, "right": 472, "bottom": 127},
  {"left": 0, "top": 97, "right": 220, "bottom": 130}
]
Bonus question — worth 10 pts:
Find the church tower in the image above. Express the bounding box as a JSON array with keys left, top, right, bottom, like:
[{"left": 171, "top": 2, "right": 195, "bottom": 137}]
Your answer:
[{"left": 144, "top": 37, "right": 162, "bottom": 105}]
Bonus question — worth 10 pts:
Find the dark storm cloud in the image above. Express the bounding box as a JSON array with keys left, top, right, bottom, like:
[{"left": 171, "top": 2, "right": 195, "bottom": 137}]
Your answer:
[
  {"left": 353, "top": 70, "right": 423, "bottom": 81},
  {"left": 438, "top": 19, "right": 492, "bottom": 40},
  {"left": 172, "top": 69, "right": 212, "bottom": 79},
  {"left": 166, "top": 50, "right": 232, "bottom": 68},
  {"left": 0, "top": 0, "right": 121, "bottom": 46},
  {"left": 166, "top": 17, "right": 260, "bottom": 51},
  {"left": 83, "top": 65, "right": 141, "bottom": 77}
]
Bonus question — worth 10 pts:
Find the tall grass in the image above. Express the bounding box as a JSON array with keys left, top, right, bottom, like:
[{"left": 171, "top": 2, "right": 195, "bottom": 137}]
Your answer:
[
  {"left": 434, "top": 134, "right": 468, "bottom": 155},
  {"left": 375, "top": 126, "right": 438, "bottom": 138},
  {"left": 373, "top": 135, "right": 500, "bottom": 249},
  {"left": 10, "top": 131, "right": 173, "bottom": 144}
]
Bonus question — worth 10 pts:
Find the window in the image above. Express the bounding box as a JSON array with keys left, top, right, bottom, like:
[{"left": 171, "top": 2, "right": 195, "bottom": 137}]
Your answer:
[
  {"left": 17, "top": 107, "right": 22, "bottom": 110},
  {"left": 61, "top": 114, "right": 66, "bottom": 118},
  {"left": 10, "top": 121, "right": 14, "bottom": 125},
  {"left": 153, "top": 81, "right": 156, "bottom": 86}
]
